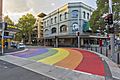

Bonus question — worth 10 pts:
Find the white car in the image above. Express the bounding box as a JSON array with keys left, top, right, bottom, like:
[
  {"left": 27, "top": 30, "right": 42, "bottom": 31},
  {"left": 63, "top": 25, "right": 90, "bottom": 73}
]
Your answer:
[{"left": 17, "top": 43, "right": 26, "bottom": 49}]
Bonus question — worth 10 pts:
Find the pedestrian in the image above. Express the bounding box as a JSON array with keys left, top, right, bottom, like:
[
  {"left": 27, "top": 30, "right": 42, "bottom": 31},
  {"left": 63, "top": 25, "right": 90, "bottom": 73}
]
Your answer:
[{"left": 5, "top": 42, "right": 8, "bottom": 49}]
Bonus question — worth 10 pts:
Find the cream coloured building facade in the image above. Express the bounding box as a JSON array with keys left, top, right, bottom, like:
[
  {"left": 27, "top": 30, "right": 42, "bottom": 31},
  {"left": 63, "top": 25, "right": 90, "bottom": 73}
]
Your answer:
[
  {"left": 33, "top": 13, "right": 46, "bottom": 45},
  {"left": 43, "top": 2, "right": 94, "bottom": 47}
]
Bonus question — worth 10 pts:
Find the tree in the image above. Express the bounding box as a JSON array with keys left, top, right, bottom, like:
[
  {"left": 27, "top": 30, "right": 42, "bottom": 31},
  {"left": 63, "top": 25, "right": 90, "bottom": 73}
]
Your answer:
[
  {"left": 89, "top": 0, "right": 120, "bottom": 32},
  {"left": 17, "top": 13, "right": 36, "bottom": 44},
  {"left": 4, "top": 15, "right": 16, "bottom": 28}
]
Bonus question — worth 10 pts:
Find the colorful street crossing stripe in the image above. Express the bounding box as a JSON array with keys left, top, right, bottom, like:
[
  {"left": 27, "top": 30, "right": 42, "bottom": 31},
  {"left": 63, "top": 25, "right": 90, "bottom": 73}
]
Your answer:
[
  {"left": 37, "top": 48, "right": 69, "bottom": 65},
  {"left": 28, "top": 48, "right": 58, "bottom": 61},
  {"left": 12, "top": 48, "right": 105, "bottom": 76},
  {"left": 12, "top": 48, "right": 48, "bottom": 58},
  {"left": 74, "top": 49, "right": 105, "bottom": 76},
  {"left": 55, "top": 48, "right": 83, "bottom": 70}
]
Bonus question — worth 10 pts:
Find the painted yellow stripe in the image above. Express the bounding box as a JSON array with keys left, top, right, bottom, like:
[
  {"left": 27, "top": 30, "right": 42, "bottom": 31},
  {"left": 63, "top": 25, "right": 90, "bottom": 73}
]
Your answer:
[{"left": 37, "top": 48, "right": 70, "bottom": 65}]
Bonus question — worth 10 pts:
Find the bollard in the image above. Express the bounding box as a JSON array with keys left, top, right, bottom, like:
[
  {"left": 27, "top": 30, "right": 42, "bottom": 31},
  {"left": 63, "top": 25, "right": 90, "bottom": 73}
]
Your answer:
[
  {"left": 106, "top": 47, "right": 108, "bottom": 57},
  {"left": 95, "top": 47, "right": 97, "bottom": 52},
  {"left": 100, "top": 47, "right": 102, "bottom": 54},
  {"left": 117, "top": 53, "right": 120, "bottom": 64}
]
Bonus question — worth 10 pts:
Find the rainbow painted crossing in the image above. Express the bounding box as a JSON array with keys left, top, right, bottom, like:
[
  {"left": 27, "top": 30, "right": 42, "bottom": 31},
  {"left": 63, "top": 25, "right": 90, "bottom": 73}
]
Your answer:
[{"left": 12, "top": 48, "right": 105, "bottom": 76}]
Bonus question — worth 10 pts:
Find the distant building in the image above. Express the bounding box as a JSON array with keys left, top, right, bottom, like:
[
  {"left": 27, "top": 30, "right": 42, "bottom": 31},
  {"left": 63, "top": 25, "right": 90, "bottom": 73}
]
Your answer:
[
  {"left": 43, "top": 2, "right": 94, "bottom": 47},
  {"left": 33, "top": 13, "right": 46, "bottom": 45}
]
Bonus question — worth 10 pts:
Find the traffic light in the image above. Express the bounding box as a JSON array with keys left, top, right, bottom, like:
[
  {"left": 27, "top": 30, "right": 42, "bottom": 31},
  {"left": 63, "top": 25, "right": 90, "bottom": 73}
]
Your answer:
[
  {"left": 104, "top": 14, "right": 113, "bottom": 25},
  {"left": 104, "top": 15, "right": 109, "bottom": 24},
  {"left": 108, "top": 14, "right": 113, "bottom": 25}
]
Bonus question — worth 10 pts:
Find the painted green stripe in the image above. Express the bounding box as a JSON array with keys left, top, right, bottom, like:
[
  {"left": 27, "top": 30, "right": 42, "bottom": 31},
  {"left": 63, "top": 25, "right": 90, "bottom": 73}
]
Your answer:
[{"left": 28, "top": 48, "right": 58, "bottom": 61}]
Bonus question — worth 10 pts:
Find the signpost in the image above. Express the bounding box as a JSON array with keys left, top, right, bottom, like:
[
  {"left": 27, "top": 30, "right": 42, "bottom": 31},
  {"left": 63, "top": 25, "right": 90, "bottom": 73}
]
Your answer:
[
  {"left": 109, "top": 0, "right": 115, "bottom": 58},
  {"left": 1, "top": 22, "right": 5, "bottom": 55}
]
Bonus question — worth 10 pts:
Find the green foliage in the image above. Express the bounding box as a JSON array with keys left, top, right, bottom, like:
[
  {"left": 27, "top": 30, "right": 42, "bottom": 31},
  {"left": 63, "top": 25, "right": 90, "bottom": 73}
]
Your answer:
[
  {"left": 16, "top": 13, "right": 36, "bottom": 43},
  {"left": 4, "top": 15, "right": 16, "bottom": 28},
  {"left": 89, "top": 0, "right": 120, "bottom": 32}
]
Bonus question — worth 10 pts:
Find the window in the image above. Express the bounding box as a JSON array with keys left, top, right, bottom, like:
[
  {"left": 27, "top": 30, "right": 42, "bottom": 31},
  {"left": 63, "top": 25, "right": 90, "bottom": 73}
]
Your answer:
[
  {"left": 83, "top": 11, "right": 86, "bottom": 19},
  {"left": 44, "top": 21, "right": 46, "bottom": 27},
  {"left": 87, "top": 13, "right": 89, "bottom": 19},
  {"left": 51, "top": 27, "right": 57, "bottom": 34},
  {"left": 60, "top": 14, "right": 62, "bottom": 21},
  {"left": 64, "top": 12, "right": 67, "bottom": 19},
  {"left": 45, "top": 29, "right": 49, "bottom": 35},
  {"left": 54, "top": 17, "right": 57, "bottom": 23},
  {"left": 71, "top": 10, "right": 78, "bottom": 18},
  {"left": 60, "top": 25, "right": 67, "bottom": 32},
  {"left": 47, "top": 20, "right": 49, "bottom": 25},
  {"left": 51, "top": 18, "right": 53, "bottom": 24}
]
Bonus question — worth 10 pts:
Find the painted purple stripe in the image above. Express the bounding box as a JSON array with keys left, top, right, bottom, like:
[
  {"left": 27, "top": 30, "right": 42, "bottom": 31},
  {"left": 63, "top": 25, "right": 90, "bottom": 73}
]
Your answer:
[
  {"left": 14, "top": 48, "right": 48, "bottom": 58},
  {"left": 12, "top": 49, "right": 37, "bottom": 56}
]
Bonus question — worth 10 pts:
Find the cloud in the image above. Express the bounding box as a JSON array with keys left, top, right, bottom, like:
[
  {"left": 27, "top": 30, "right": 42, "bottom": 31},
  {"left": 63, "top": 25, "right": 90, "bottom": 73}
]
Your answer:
[
  {"left": 3, "top": 0, "right": 97, "bottom": 22},
  {"left": 3, "top": 0, "right": 30, "bottom": 13}
]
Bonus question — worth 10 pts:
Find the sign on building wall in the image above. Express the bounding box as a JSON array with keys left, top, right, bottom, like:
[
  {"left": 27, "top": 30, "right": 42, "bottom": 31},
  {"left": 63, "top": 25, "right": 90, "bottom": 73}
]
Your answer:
[{"left": 72, "top": 23, "right": 79, "bottom": 31}]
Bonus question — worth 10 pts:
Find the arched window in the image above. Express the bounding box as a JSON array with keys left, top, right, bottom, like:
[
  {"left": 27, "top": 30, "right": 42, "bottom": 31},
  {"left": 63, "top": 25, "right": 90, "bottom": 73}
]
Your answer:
[
  {"left": 60, "top": 25, "right": 67, "bottom": 32},
  {"left": 71, "top": 10, "right": 78, "bottom": 18},
  {"left": 54, "top": 17, "right": 57, "bottom": 23},
  {"left": 60, "top": 14, "right": 62, "bottom": 21},
  {"left": 83, "top": 11, "right": 86, "bottom": 19},
  {"left": 64, "top": 12, "right": 67, "bottom": 19},
  {"left": 51, "top": 18, "right": 53, "bottom": 24},
  {"left": 87, "top": 13, "right": 89, "bottom": 19},
  {"left": 51, "top": 27, "right": 57, "bottom": 34},
  {"left": 45, "top": 29, "right": 49, "bottom": 34}
]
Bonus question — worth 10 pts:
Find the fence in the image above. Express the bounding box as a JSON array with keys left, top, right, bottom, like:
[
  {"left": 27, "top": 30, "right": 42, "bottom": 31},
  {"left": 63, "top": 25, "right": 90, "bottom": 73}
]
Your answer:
[{"left": 81, "top": 45, "right": 120, "bottom": 64}]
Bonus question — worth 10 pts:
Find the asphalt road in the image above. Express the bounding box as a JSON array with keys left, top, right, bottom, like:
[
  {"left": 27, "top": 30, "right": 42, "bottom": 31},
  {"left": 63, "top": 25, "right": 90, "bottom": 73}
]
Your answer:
[
  {"left": 0, "top": 48, "right": 24, "bottom": 56},
  {"left": 0, "top": 60, "right": 54, "bottom": 80}
]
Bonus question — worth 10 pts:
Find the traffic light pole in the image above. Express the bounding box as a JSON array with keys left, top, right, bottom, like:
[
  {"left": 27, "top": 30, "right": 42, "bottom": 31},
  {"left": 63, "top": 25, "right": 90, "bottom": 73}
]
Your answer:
[
  {"left": 2, "top": 22, "right": 5, "bottom": 55},
  {"left": 109, "top": 0, "right": 115, "bottom": 58}
]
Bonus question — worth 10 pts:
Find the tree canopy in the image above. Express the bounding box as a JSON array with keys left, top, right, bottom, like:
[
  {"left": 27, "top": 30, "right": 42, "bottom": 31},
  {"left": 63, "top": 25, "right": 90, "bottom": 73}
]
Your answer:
[
  {"left": 4, "top": 15, "right": 16, "bottom": 28},
  {"left": 16, "top": 13, "right": 36, "bottom": 43},
  {"left": 89, "top": 0, "right": 120, "bottom": 32}
]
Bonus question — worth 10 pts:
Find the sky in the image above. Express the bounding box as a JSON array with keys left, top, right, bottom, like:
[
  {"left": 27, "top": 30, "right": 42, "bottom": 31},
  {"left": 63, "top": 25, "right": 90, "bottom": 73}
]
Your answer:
[{"left": 3, "top": 0, "right": 97, "bottom": 23}]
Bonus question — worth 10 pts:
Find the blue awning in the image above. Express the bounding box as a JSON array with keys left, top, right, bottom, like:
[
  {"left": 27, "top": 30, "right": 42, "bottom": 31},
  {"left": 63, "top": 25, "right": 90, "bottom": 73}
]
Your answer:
[{"left": 3, "top": 36, "right": 12, "bottom": 39}]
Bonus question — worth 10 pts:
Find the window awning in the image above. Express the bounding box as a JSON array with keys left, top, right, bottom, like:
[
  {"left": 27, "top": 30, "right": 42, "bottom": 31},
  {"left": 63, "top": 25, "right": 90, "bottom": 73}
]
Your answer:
[{"left": 3, "top": 36, "right": 12, "bottom": 39}]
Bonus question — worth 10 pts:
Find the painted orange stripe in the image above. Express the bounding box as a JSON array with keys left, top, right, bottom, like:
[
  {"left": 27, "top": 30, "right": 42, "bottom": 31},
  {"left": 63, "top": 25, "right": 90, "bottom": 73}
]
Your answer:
[{"left": 55, "top": 48, "right": 83, "bottom": 70}]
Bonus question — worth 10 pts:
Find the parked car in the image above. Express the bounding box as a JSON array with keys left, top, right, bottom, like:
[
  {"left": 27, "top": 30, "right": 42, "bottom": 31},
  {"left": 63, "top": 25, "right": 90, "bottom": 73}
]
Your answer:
[
  {"left": 11, "top": 42, "right": 17, "bottom": 48},
  {"left": 17, "top": 43, "right": 26, "bottom": 49}
]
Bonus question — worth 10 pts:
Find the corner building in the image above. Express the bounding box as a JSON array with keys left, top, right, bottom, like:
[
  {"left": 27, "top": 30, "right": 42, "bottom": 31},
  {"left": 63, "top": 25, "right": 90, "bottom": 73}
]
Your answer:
[{"left": 43, "top": 2, "right": 94, "bottom": 47}]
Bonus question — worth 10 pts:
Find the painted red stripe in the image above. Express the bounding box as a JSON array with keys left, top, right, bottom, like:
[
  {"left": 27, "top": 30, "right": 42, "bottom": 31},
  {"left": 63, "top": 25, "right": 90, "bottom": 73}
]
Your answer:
[{"left": 74, "top": 49, "right": 105, "bottom": 76}]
